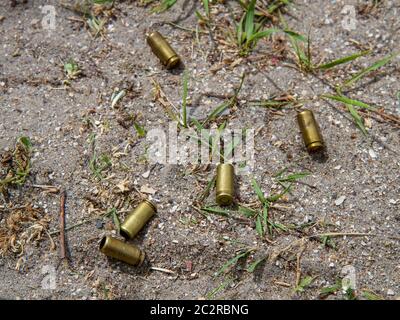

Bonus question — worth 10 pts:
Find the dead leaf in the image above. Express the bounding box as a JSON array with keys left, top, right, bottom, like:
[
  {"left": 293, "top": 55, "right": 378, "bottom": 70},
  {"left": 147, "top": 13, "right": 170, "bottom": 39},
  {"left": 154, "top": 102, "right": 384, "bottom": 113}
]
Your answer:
[
  {"left": 116, "top": 179, "right": 130, "bottom": 193},
  {"left": 140, "top": 185, "right": 156, "bottom": 195}
]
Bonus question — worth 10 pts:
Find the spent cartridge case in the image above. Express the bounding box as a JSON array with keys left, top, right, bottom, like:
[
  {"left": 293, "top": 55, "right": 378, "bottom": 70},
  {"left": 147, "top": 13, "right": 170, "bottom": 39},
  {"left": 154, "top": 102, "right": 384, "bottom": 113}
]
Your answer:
[
  {"left": 297, "top": 110, "right": 324, "bottom": 152},
  {"left": 99, "top": 236, "right": 145, "bottom": 266},
  {"left": 120, "top": 200, "right": 157, "bottom": 239},
  {"left": 216, "top": 163, "right": 235, "bottom": 206},
  {"left": 147, "top": 31, "right": 180, "bottom": 69}
]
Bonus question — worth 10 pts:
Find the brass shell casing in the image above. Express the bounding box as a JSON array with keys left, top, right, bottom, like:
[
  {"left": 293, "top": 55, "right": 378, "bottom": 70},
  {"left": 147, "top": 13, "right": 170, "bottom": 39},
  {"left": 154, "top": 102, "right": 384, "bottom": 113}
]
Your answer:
[
  {"left": 99, "top": 236, "right": 145, "bottom": 266},
  {"left": 147, "top": 31, "right": 180, "bottom": 69},
  {"left": 297, "top": 110, "right": 324, "bottom": 152},
  {"left": 216, "top": 163, "right": 235, "bottom": 206},
  {"left": 120, "top": 200, "right": 157, "bottom": 240}
]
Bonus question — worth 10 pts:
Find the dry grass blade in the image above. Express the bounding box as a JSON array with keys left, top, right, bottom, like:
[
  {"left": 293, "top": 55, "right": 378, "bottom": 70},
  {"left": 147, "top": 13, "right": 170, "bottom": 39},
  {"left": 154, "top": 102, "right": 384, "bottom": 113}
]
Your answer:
[{"left": 0, "top": 204, "right": 52, "bottom": 266}]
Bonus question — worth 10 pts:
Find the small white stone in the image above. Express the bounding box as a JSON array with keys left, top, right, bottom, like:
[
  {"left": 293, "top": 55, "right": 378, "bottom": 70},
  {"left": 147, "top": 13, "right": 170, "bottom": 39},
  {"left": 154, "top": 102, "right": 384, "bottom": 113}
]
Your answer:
[
  {"left": 142, "top": 170, "right": 151, "bottom": 179},
  {"left": 335, "top": 196, "right": 346, "bottom": 206},
  {"left": 387, "top": 289, "right": 395, "bottom": 296},
  {"left": 369, "top": 149, "right": 377, "bottom": 159}
]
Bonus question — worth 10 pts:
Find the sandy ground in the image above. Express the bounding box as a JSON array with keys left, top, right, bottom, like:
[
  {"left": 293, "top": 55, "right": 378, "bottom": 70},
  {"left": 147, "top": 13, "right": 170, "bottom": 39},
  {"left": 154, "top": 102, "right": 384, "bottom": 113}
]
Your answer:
[{"left": 0, "top": 0, "right": 399, "bottom": 300}]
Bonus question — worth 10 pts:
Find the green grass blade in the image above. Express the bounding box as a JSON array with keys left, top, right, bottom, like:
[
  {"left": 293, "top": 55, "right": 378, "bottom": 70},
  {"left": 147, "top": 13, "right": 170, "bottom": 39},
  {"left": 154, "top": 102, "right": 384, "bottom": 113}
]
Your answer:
[
  {"left": 256, "top": 215, "right": 264, "bottom": 236},
  {"left": 204, "top": 100, "right": 231, "bottom": 124},
  {"left": 246, "top": 256, "right": 267, "bottom": 272},
  {"left": 274, "top": 167, "right": 288, "bottom": 178},
  {"left": 234, "top": 73, "right": 246, "bottom": 98},
  {"left": 216, "top": 249, "right": 252, "bottom": 276},
  {"left": 247, "top": 28, "right": 281, "bottom": 43},
  {"left": 251, "top": 178, "right": 266, "bottom": 204},
  {"left": 267, "top": 184, "right": 291, "bottom": 202},
  {"left": 191, "top": 118, "right": 205, "bottom": 131},
  {"left": 201, "top": 206, "right": 230, "bottom": 217},
  {"left": 278, "top": 172, "right": 310, "bottom": 182},
  {"left": 151, "top": 0, "right": 177, "bottom": 13},
  {"left": 295, "top": 276, "right": 315, "bottom": 293},
  {"left": 343, "top": 53, "right": 398, "bottom": 87},
  {"left": 133, "top": 122, "right": 146, "bottom": 138},
  {"left": 320, "top": 279, "right": 342, "bottom": 295},
  {"left": 283, "top": 29, "right": 307, "bottom": 42},
  {"left": 202, "top": 0, "right": 209, "bottom": 17},
  {"left": 19, "top": 136, "right": 32, "bottom": 150},
  {"left": 323, "top": 94, "right": 374, "bottom": 110},
  {"left": 236, "top": 14, "right": 245, "bottom": 47},
  {"left": 244, "top": 0, "right": 256, "bottom": 42},
  {"left": 318, "top": 50, "right": 370, "bottom": 70},
  {"left": 238, "top": 206, "right": 257, "bottom": 218},
  {"left": 110, "top": 208, "right": 120, "bottom": 232},
  {"left": 362, "top": 290, "right": 383, "bottom": 300},
  {"left": 347, "top": 104, "right": 367, "bottom": 136},
  {"left": 262, "top": 204, "right": 269, "bottom": 227}
]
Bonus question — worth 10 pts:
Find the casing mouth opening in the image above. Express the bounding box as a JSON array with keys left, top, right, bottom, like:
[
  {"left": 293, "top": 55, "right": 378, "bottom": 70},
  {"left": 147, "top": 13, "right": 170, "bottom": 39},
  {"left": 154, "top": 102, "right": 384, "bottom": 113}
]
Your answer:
[
  {"left": 307, "top": 142, "right": 324, "bottom": 153},
  {"left": 99, "top": 236, "right": 107, "bottom": 250},
  {"left": 120, "top": 228, "right": 131, "bottom": 240}
]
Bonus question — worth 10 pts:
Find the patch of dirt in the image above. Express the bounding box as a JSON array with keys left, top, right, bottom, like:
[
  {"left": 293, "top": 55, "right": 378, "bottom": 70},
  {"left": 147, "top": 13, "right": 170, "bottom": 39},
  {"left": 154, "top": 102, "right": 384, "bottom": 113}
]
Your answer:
[{"left": 0, "top": 0, "right": 399, "bottom": 300}]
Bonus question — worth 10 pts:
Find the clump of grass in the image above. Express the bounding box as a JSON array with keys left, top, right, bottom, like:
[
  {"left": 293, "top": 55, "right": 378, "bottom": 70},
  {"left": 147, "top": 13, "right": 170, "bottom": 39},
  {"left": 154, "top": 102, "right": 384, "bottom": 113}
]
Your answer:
[
  {"left": 133, "top": 122, "right": 146, "bottom": 138},
  {"left": 282, "top": 23, "right": 398, "bottom": 136},
  {"left": 151, "top": 0, "right": 177, "bottom": 13},
  {"left": 319, "top": 279, "right": 342, "bottom": 298},
  {"left": 234, "top": 0, "right": 282, "bottom": 56},
  {"left": 246, "top": 178, "right": 289, "bottom": 237},
  {"left": 88, "top": 134, "right": 112, "bottom": 180},
  {"left": 245, "top": 170, "right": 309, "bottom": 238},
  {"left": 294, "top": 275, "right": 316, "bottom": 293},
  {"left": 284, "top": 26, "right": 371, "bottom": 74},
  {"left": 87, "top": 15, "right": 107, "bottom": 37},
  {"left": 61, "top": 0, "right": 114, "bottom": 37},
  {"left": 323, "top": 52, "right": 398, "bottom": 135},
  {"left": 320, "top": 235, "right": 336, "bottom": 249},
  {"left": 90, "top": 154, "right": 112, "bottom": 180},
  {"left": 0, "top": 137, "right": 32, "bottom": 198},
  {"left": 64, "top": 58, "right": 82, "bottom": 81},
  {"left": 320, "top": 279, "right": 373, "bottom": 300},
  {"left": 340, "top": 52, "right": 398, "bottom": 89},
  {"left": 195, "top": 0, "right": 211, "bottom": 25},
  {"left": 237, "top": 0, "right": 293, "bottom": 23},
  {"left": 202, "top": 73, "right": 245, "bottom": 126}
]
